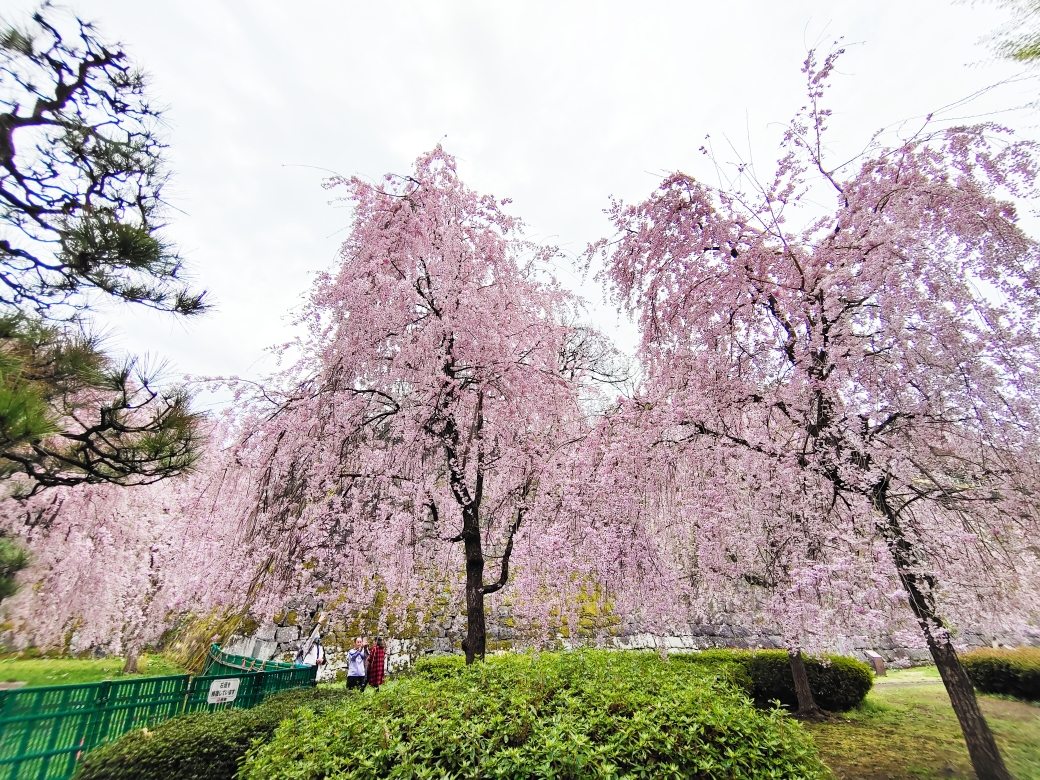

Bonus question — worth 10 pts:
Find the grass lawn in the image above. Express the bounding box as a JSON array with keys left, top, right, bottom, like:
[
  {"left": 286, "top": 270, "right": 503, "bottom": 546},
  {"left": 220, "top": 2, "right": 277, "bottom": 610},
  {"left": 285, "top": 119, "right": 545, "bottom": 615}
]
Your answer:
[
  {"left": 805, "top": 666, "right": 1040, "bottom": 780},
  {"left": 0, "top": 654, "right": 187, "bottom": 687}
]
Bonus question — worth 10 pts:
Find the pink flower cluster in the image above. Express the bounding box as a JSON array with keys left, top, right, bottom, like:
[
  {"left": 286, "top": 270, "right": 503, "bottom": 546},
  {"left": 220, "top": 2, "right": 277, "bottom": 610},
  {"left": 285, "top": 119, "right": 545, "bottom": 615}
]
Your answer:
[{"left": 2, "top": 54, "right": 1039, "bottom": 679}]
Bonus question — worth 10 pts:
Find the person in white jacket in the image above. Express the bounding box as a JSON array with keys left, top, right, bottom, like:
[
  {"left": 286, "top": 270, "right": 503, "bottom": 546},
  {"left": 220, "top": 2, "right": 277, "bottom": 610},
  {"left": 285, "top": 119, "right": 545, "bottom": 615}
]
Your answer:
[
  {"left": 301, "top": 637, "right": 325, "bottom": 667},
  {"left": 346, "top": 636, "right": 368, "bottom": 691}
]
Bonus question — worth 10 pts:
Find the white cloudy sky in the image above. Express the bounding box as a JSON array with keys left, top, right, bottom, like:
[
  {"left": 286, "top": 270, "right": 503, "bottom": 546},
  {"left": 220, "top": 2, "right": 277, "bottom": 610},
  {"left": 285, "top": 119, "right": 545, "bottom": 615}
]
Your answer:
[{"left": 6, "top": 0, "right": 1036, "bottom": 409}]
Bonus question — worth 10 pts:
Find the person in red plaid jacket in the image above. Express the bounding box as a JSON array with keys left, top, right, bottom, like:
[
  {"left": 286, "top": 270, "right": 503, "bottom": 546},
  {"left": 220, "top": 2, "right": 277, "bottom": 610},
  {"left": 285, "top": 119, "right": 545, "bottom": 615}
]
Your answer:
[{"left": 366, "top": 637, "right": 387, "bottom": 689}]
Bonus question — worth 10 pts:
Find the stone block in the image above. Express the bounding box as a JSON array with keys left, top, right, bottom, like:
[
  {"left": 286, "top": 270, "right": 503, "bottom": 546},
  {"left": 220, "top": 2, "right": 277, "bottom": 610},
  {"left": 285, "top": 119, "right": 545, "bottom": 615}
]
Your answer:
[
  {"left": 864, "top": 650, "right": 886, "bottom": 676},
  {"left": 275, "top": 626, "right": 300, "bottom": 643},
  {"left": 250, "top": 640, "right": 278, "bottom": 661},
  {"left": 222, "top": 637, "right": 252, "bottom": 656},
  {"left": 255, "top": 624, "right": 277, "bottom": 642}
]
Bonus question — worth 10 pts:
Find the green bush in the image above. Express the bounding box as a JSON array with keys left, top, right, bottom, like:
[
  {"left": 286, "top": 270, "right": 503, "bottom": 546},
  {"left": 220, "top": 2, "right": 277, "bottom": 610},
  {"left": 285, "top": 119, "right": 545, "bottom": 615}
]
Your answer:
[
  {"left": 410, "top": 653, "right": 466, "bottom": 681},
  {"left": 665, "top": 650, "right": 755, "bottom": 696},
  {"left": 671, "top": 649, "right": 873, "bottom": 712},
  {"left": 963, "top": 647, "right": 1040, "bottom": 702},
  {"left": 241, "top": 651, "right": 828, "bottom": 780},
  {"left": 74, "top": 688, "right": 348, "bottom": 780}
]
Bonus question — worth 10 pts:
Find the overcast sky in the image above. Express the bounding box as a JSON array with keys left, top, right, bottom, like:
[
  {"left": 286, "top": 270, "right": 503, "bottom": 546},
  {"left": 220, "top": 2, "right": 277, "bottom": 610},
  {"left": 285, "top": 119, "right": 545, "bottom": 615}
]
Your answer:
[{"left": 6, "top": 0, "right": 1035, "bottom": 409}]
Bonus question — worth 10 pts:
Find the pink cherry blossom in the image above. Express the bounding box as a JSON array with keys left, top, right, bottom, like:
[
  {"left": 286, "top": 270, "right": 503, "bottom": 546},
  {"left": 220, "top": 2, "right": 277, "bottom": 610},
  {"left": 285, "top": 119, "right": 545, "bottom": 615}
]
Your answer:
[{"left": 590, "top": 48, "right": 1040, "bottom": 780}]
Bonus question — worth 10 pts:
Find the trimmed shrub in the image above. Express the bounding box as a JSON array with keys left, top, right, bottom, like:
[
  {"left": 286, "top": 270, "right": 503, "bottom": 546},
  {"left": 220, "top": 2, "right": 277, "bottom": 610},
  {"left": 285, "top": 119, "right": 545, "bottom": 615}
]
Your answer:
[
  {"left": 666, "top": 649, "right": 755, "bottom": 696},
  {"left": 74, "top": 688, "right": 348, "bottom": 780},
  {"left": 672, "top": 649, "right": 873, "bottom": 712},
  {"left": 963, "top": 647, "right": 1040, "bottom": 702},
  {"left": 410, "top": 653, "right": 466, "bottom": 681},
  {"left": 241, "top": 651, "right": 829, "bottom": 779}
]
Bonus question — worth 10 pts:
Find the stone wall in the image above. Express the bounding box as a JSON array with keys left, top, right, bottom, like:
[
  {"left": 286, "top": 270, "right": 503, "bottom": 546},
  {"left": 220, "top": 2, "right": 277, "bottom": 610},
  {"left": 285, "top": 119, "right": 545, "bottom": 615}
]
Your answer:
[{"left": 221, "top": 599, "right": 1040, "bottom": 682}]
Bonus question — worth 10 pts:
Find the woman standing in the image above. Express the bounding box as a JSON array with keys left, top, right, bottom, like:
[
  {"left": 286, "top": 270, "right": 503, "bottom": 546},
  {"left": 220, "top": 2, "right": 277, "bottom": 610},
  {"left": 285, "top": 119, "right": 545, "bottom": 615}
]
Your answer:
[
  {"left": 300, "top": 636, "right": 325, "bottom": 668},
  {"left": 345, "top": 637, "right": 368, "bottom": 691},
  {"left": 367, "top": 637, "right": 386, "bottom": 690}
]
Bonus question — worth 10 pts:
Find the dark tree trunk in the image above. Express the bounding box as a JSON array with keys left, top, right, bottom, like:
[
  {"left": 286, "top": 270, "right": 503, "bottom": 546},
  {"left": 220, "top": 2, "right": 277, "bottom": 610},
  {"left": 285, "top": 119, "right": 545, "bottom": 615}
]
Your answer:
[
  {"left": 927, "top": 632, "right": 1011, "bottom": 778},
  {"left": 442, "top": 393, "right": 524, "bottom": 667},
  {"left": 872, "top": 480, "right": 1012, "bottom": 780},
  {"left": 788, "top": 649, "right": 824, "bottom": 719},
  {"left": 122, "top": 651, "right": 139, "bottom": 674},
  {"left": 462, "top": 507, "right": 486, "bottom": 665}
]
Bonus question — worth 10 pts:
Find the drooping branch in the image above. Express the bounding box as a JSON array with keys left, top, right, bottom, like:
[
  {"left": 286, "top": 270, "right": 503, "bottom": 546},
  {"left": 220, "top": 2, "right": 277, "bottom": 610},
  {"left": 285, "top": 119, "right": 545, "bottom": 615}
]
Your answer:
[{"left": 482, "top": 474, "right": 533, "bottom": 596}]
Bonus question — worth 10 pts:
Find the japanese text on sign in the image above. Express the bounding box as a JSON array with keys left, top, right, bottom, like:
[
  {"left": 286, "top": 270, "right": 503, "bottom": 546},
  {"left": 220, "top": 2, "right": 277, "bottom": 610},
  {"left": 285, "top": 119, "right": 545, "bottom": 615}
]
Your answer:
[{"left": 207, "top": 677, "right": 240, "bottom": 704}]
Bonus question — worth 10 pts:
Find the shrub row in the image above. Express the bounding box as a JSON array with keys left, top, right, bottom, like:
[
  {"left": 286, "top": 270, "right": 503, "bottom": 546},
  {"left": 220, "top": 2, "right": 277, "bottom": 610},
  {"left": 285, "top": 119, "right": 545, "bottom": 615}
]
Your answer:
[
  {"left": 962, "top": 647, "right": 1040, "bottom": 702},
  {"left": 242, "top": 650, "right": 829, "bottom": 779},
  {"left": 74, "top": 688, "right": 348, "bottom": 780},
  {"left": 410, "top": 653, "right": 466, "bottom": 681},
  {"left": 670, "top": 649, "right": 874, "bottom": 712},
  {"left": 413, "top": 648, "right": 873, "bottom": 712}
]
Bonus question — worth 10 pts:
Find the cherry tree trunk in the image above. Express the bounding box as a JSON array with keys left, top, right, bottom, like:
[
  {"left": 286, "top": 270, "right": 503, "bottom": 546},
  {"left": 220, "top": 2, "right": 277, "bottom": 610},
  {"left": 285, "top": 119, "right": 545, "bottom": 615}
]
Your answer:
[
  {"left": 874, "top": 484, "right": 1011, "bottom": 780},
  {"left": 926, "top": 633, "right": 1011, "bottom": 779},
  {"left": 122, "top": 651, "right": 139, "bottom": 674},
  {"left": 657, "top": 637, "right": 669, "bottom": 661},
  {"left": 787, "top": 649, "right": 823, "bottom": 719},
  {"left": 462, "top": 508, "right": 487, "bottom": 665}
]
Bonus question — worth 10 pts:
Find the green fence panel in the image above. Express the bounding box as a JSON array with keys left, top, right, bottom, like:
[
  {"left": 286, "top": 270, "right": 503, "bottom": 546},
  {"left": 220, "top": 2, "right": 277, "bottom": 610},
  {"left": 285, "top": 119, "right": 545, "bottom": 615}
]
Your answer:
[
  {"left": 185, "top": 672, "right": 262, "bottom": 713},
  {"left": 264, "top": 665, "right": 317, "bottom": 696},
  {"left": 0, "top": 682, "right": 101, "bottom": 780},
  {"left": 0, "top": 647, "right": 317, "bottom": 780},
  {"left": 85, "top": 675, "right": 191, "bottom": 750},
  {"left": 202, "top": 644, "right": 297, "bottom": 675}
]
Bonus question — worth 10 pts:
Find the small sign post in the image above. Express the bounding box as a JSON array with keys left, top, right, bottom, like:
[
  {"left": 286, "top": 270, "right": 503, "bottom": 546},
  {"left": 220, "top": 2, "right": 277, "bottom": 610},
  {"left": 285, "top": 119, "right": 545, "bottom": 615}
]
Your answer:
[
  {"left": 207, "top": 677, "right": 241, "bottom": 705},
  {"left": 864, "top": 650, "right": 887, "bottom": 676}
]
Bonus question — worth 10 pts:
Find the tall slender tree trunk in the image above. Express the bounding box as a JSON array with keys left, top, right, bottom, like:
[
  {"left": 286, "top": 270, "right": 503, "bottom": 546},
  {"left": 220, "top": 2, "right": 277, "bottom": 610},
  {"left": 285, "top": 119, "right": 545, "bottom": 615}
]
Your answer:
[
  {"left": 462, "top": 507, "right": 487, "bottom": 665},
  {"left": 788, "top": 649, "right": 824, "bottom": 719},
  {"left": 872, "top": 480, "right": 1012, "bottom": 780}
]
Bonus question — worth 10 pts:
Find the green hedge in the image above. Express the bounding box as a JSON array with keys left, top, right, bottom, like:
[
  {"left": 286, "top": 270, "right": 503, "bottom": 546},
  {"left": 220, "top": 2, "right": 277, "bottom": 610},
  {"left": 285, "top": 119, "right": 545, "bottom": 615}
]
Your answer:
[
  {"left": 963, "top": 647, "right": 1040, "bottom": 702},
  {"left": 242, "top": 651, "right": 828, "bottom": 779},
  {"left": 410, "top": 653, "right": 466, "bottom": 681},
  {"left": 671, "top": 649, "right": 873, "bottom": 712},
  {"left": 74, "top": 688, "right": 348, "bottom": 780},
  {"left": 410, "top": 652, "right": 759, "bottom": 695}
]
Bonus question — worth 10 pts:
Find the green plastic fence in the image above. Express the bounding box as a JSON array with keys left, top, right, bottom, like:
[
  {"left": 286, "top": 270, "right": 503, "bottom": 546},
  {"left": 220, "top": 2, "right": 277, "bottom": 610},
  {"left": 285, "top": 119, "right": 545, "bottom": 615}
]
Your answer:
[
  {"left": 0, "top": 646, "right": 317, "bottom": 780},
  {"left": 203, "top": 643, "right": 299, "bottom": 675}
]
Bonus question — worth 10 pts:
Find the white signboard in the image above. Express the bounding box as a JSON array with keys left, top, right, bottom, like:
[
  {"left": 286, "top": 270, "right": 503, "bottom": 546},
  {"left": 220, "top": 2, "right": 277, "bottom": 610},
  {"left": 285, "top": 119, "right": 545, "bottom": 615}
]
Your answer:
[{"left": 207, "top": 677, "right": 240, "bottom": 705}]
